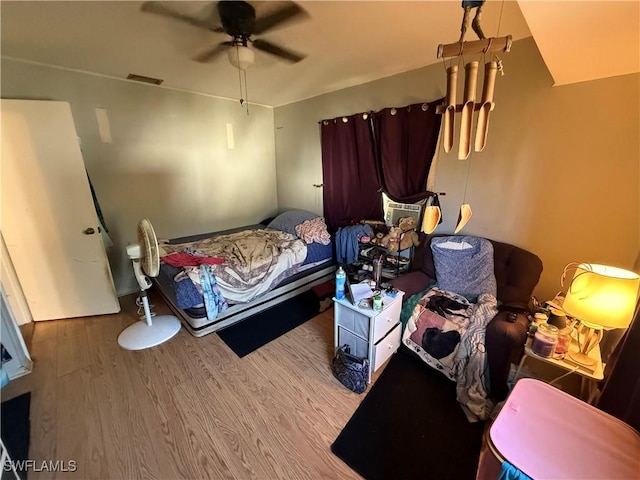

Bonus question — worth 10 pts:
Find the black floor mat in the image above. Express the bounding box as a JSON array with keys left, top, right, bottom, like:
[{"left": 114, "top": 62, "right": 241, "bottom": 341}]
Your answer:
[
  {"left": 217, "top": 289, "right": 324, "bottom": 357},
  {"left": 331, "top": 349, "right": 484, "bottom": 480}
]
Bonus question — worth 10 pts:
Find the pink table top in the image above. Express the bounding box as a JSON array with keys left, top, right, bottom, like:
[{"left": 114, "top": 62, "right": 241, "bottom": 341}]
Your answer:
[{"left": 490, "top": 378, "right": 640, "bottom": 479}]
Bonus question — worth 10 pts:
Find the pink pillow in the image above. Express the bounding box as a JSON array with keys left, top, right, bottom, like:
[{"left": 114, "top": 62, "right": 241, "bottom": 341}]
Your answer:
[{"left": 295, "top": 217, "right": 331, "bottom": 245}]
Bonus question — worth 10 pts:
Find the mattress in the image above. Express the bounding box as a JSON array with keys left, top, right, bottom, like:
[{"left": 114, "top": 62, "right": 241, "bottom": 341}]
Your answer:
[{"left": 153, "top": 223, "right": 335, "bottom": 336}]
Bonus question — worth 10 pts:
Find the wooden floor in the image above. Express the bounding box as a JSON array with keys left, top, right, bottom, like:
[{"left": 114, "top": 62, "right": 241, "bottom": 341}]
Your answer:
[{"left": 2, "top": 292, "right": 386, "bottom": 480}]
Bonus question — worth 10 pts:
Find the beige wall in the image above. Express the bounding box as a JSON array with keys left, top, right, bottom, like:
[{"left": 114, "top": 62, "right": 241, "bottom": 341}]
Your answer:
[
  {"left": 1, "top": 59, "right": 278, "bottom": 295},
  {"left": 274, "top": 37, "right": 640, "bottom": 300}
]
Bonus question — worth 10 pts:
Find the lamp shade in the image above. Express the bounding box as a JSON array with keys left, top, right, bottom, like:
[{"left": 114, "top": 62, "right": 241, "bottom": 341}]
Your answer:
[
  {"left": 563, "top": 263, "right": 640, "bottom": 329},
  {"left": 228, "top": 46, "right": 254, "bottom": 70}
]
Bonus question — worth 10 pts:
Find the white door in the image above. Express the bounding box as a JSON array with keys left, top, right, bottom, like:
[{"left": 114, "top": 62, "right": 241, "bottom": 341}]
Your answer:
[{"left": 1, "top": 99, "right": 120, "bottom": 321}]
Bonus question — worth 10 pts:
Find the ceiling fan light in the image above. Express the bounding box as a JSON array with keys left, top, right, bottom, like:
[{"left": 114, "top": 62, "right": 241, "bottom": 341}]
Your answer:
[{"left": 228, "top": 45, "right": 255, "bottom": 70}]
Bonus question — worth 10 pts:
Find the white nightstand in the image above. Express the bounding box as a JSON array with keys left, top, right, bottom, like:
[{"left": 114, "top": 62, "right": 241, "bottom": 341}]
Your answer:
[{"left": 333, "top": 291, "right": 404, "bottom": 382}]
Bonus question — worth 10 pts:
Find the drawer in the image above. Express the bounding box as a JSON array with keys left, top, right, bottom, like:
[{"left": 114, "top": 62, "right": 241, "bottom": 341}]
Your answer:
[
  {"left": 372, "top": 322, "right": 401, "bottom": 372},
  {"left": 337, "top": 326, "right": 369, "bottom": 361},
  {"left": 372, "top": 298, "right": 402, "bottom": 344},
  {"left": 335, "top": 304, "right": 370, "bottom": 340}
]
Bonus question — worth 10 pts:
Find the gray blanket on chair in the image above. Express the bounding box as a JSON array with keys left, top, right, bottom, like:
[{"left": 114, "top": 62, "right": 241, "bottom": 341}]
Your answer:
[{"left": 454, "top": 293, "right": 497, "bottom": 422}]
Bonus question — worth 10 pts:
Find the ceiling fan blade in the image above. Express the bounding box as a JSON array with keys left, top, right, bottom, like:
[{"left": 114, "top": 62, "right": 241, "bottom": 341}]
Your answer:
[
  {"left": 252, "top": 1, "right": 308, "bottom": 35},
  {"left": 252, "top": 39, "right": 306, "bottom": 63},
  {"left": 141, "top": 1, "right": 224, "bottom": 33},
  {"left": 193, "top": 42, "right": 233, "bottom": 63}
]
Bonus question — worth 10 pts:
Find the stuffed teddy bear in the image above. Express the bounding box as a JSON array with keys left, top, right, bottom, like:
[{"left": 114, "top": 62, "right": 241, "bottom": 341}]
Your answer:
[
  {"left": 369, "top": 231, "right": 385, "bottom": 246},
  {"left": 376, "top": 217, "right": 420, "bottom": 252},
  {"left": 379, "top": 226, "right": 401, "bottom": 250},
  {"left": 398, "top": 216, "right": 417, "bottom": 231},
  {"left": 396, "top": 216, "right": 420, "bottom": 251}
]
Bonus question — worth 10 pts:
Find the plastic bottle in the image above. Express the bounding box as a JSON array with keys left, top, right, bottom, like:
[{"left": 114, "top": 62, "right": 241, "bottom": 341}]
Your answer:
[
  {"left": 373, "top": 294, "right": 383, "bottom": 312},
  {"left": 335, "top": 266, "right": 346, "bottom": 300}
]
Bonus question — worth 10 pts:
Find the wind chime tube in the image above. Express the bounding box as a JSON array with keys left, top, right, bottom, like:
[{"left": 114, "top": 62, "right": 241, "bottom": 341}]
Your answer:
[
  {"left": 443, "top": 65, "right": 458, "bottom": 153},
  {"left": 454, "top": 203, "right": 473, "bottom": 234},
  {"left": 474, "top": 61, "right": 498, "bottom": 152},
  {"left": 458, "top": 61, "right": 478, "bottom": 160},
  {"left": 421, "top": 194, "right": 442, "bottom": 234}
]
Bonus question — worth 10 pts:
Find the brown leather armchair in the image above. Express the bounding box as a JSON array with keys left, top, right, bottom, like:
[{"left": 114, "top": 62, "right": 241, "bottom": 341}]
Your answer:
[{"left": 391, "top": 235, "right": 543, "bottom": 400}]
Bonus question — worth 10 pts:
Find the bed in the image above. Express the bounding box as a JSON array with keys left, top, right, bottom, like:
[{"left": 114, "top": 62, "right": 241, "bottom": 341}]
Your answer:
[{"left": 152, "top": 211, "right": 336, "bottom": 337}]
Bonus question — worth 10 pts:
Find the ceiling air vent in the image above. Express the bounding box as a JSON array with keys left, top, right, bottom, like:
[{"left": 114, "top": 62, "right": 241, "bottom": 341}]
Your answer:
[{"left": 126, "top": 73, "right": 163, "bottom": 85}]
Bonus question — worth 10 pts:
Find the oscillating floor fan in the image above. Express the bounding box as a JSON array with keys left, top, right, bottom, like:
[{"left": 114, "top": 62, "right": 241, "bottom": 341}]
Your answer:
[{"left": 118, "top": 218, "right": 181, "bottom": 350}]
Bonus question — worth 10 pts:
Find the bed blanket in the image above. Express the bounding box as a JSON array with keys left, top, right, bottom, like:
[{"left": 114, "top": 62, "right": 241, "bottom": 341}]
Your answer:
[
  {"left": 161, "top": 229, "right": 307, "bottom": 304},
  {"left": 403, "top": 287, "right": 497, "bottom": 422}
]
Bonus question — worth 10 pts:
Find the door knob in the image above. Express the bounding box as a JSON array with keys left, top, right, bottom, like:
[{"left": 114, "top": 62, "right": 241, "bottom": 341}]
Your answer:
[{"left": 84, "top": 227, "right": 96, "bottom": 235}]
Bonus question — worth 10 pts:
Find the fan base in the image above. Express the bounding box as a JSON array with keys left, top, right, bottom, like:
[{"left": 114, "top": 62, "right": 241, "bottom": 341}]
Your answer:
[{"left": 118, "top": 315, "right": 181, "bottom": 351}]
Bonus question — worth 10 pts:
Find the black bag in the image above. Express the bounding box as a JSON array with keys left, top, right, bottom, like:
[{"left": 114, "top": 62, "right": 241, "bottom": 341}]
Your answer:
[{"left": 332, "top": 345, "right": 369, "bottom": 394}]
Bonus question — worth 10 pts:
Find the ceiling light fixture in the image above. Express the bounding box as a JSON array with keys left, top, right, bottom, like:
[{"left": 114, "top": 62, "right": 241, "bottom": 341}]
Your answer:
[{"left": 228, "top": 45, "right": 254, "bottom": 71}]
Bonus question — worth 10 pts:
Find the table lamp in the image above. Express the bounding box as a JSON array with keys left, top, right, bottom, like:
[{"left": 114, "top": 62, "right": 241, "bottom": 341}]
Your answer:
[{"left": 562, "top": 263, "right": 640, "bottom": 368}]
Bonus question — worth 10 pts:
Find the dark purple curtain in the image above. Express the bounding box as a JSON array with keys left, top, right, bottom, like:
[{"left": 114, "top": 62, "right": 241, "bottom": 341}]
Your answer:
[
  {"left": 321, "top": 114, "right": 382, "bottom": 231},
  {"left": 320, "top": 99, "right": 443, "bottom": 230},
  {"left": 373, "top": 98, "right": 443, "bottom": 204}
]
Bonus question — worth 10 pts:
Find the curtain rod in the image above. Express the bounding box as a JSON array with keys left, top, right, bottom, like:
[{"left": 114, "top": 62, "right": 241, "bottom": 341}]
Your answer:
[
  {"left": 318, "top": 111, "right": 373, "bottom": 125},
  {"left": 318, "top": 99, "right": 441, "bottom": 124}
]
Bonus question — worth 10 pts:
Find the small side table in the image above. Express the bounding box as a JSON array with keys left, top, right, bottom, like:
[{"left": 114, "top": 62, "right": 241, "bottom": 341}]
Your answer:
[
  {"left": 333, "top": 291, "right": 404, "bottom": 383},
  {"left": 513, "top": 334, "right": 604, "bottom": 404}
]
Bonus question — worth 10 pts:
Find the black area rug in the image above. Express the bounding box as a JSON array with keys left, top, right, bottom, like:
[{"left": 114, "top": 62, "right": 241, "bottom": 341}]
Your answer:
[
  {"left": 1, "top": 392, "right": 31, "bottom": 480},
  {"left": 217, "top": 288, "right": 327, "bottom": 358},
  {"left": 331, "top": 348, "right": 484, "bottom": 480}
]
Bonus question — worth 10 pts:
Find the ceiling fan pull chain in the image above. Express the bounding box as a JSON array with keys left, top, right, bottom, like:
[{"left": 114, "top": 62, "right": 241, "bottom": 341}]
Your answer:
[
  {"left": 237, "top": 47, "right": 244, "bottom": 102},
  {"left": 243, "top": 69, "right": 249, "bottom": 115}
]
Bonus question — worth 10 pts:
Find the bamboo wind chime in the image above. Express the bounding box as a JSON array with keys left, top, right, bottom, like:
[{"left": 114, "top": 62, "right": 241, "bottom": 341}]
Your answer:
[
  {"left": 437, "top": 0, "right": 509, "bottom": 158},
  {"left": 435, "top": 0, "right": 511, "bottom": 233}
]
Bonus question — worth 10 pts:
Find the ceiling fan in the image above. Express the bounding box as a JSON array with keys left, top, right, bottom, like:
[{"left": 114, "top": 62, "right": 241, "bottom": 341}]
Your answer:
[{"left": 141, "top": 0, "right": 308, "bottom": 69}]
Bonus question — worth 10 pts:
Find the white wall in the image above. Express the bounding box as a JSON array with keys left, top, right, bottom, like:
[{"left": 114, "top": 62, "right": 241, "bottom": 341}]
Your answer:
[
  {"left": 1, "top": 59, "right": 278, "bottom": 295},
  {"left": 274, "top": 37, "right": 640, "bottom": 301}
]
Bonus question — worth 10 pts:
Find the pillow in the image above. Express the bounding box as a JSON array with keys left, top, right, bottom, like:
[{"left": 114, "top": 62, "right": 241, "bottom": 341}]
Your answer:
[
  {"left": 430, "top": 236, "right": 497, "bottom": 299},
  {"left": 295, "top": 217, "right": 331, "bottom": 245},
  {"left": 267, "top": 210, "right": 319, "bottom": 236}
]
